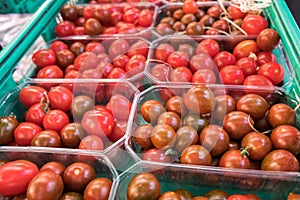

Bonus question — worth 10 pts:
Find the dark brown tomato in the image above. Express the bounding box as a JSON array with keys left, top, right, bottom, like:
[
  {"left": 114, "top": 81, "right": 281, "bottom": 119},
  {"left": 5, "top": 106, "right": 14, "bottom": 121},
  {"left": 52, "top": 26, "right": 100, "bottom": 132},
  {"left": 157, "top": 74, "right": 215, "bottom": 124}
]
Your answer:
[
  {"left": 268, "top": 103, "right": 296, "bottom": 127},
  {"left": 142, "top": 148, "right": 171, "bottom": 163},
  {"left": 60, "top": 192, "right": 83, "bottom": 200},
  {"left": 199, "top": 15, "right": 215, "bottom": 27},
  {"left": 83, "top": 178, "right": 112, "bottom": 200},
  {"left": 158, "top": 191, "right": 181, "bottom": 200},
  {"left": 236, "top": 94, "right": 269, "bottom": 120},
  {"left": 229, "top": 140, "right": 240, "bottom": 150},
  {"left": 174, "top": 189, "right": 193, "bottom": 200},
  {"left": 12, "top": 193, "right": 27, "bottom": 200},
  {"left": 166, "top": 96, "right": 188, "bottom": 118},
  {"left": 31, "top": 130, "right": 61, "bottom": 147},
  {"left": 160, "top": 17, "right": 176, "bottom": 26},
  {"left": 173, "top": 9, "right": 184, "bottom": 20},
  {"left": 254, "top": 110, "right": 272, "bottom": 132},
  {"left": 241, "top": 132, "right": 272, "bottom": 160},
  {"left": 219, "top": 149, "right": 251, "bottom": 169},
  {"left": 70, "top": 42, "right": 85, "bottom": 56},
  {"left": 257, "top": 28, "right": 280, "bottom": 51},
  {"left": 70, "top": 95, "right": 95, "bottom": 120},
  {"left": 134, "top": 124, "right": 154, "bottom": 150},
  {"left": 56, "top": 49, "right": 75, "bottom": 69},
  {"left": 207, "top": 5, "right": 223, "bottom": 18},
  {"left": 61, "top": 4, "right": 78, "bottom": 21},
  {"left": 199, "top": 125, "right": 230, "bottom": 156},
  {"left": 140, "top": 100, "right": 166, "bottom": 124},
  {"left": 63, "top": 162, "right": 96, "bottom": 192},
  {"left": 174, "top": 126, "right": 198, "bottom": 153},
  {"left": 151, "top": 124, "right": 176, "bottom": 150},
  {"left": 180, "top": 145, "right": 212, "bottom": 166},
  {"left": 211, "top": 95, "right": 236, "bottom": 122},
  {"left": 261, "top": 149, "right": 299, "bottom": 172},
  {"left": 270, "top": 125, "right": 300, "bottom": 155},
  {"left": 27, "top": 171, "right": 64, "bottom": 200},
  {"left": 127, "top": 172, "right": 161, "bottom": 200},
  {"left": 40, "top": 161, "right": 65, "bottom": 176},
  {"left": 212, "top": 19, "right": 229, "bottom": 32},
  {"left": 0, "top": 115, "right": 19, "bottom": 145},
  {"left": 181, "top": 14, "right": 196, "bottom": 25},
  {"left": 184, "top": 85, "right": 215, "bottom": 115},
  {"left": 157, "top": 112, "right": 181, "bottom": 131},
  {"left": 84, "top": 18, "right": 102, "bottom": 35},
  {"left": 183, "top": 114, "right": 209, "bottom": 132},
  {"left": 186, "top": 22, "right": 205, "bottom": 35},
  {"left": 223, "top": 111, "right": 254, "bottom": 140},
  {"left": 204, "top": 190, "right": 228, "bottom": 200},
  {"left": 60, "top": 123, "right": 86, "bottom": 148}
]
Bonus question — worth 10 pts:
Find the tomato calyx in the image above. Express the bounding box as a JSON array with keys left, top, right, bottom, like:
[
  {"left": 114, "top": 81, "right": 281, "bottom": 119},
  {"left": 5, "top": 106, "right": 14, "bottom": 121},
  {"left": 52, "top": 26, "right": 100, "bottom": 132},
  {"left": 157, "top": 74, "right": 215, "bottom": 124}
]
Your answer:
[
  {"left": 9, "top": 112, "right": 17, "bottom": 119},
  {"left": 40, "top": 92, "right": 50, "bottom": 113},
  {"left": 164, "top": 148, "right": 179, "bottom": 157},
  {"left": 240, "top": 146, "right": 249, "bottom": 158}
]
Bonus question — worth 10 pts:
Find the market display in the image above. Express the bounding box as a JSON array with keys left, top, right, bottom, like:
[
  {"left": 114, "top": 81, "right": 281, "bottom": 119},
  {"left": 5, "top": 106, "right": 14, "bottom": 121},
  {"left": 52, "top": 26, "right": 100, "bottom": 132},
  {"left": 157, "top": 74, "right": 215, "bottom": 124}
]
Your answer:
[{"left": 0, "top": 0, "right": 300, "bottom": 199}]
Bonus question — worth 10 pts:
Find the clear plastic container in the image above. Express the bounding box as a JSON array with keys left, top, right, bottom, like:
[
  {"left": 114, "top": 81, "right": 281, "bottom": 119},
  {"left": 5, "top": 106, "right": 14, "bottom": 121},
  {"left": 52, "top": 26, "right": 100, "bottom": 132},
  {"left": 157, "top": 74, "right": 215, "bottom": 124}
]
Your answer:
[
  {"left": 116, "top": 160, "right": 300, "bottom": 199},
  {"left": 145, "top": 35, "right": 294, "bottom": 88},
  {"left": 0, "top": 147, "right": 118, "bottom": 199}
]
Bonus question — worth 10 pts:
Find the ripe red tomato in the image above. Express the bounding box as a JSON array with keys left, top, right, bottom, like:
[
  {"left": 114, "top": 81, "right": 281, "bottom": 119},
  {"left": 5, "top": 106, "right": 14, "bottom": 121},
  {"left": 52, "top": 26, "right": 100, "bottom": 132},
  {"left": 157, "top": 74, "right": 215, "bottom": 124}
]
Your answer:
[
  {"left": 155, "top": 43, "right": 175, "bottom": 62},
  {"left": 227, "top": 5, "right": 247, "bottom": 19},
  {"left": 107, "top": 68, "right": 127, "bottom": 79},
  {"left": 220, "top": 65, "right": 244, "bottom": 85},
  {"left": 170, "top": 66, "right": 193, "bottom": 82},
  {"left": 109, "top": 39, "right": 129, "bottom": 59},
  {"left": 243, "top": 75, "right": 273, "bottom": 87},
  {"left": 227, "top": 195, "right": 249, "bottom": 200},
  {"left": 74, "top": 52, "right": 99, "bottom": 72},
  {"left": 36, "top": 65, "right": 64, "bottom": 79},
  {"left": 81, "top": 109, "right": 115, "bottom": 137},
  {"left": 43, "top": 109, "right": 70, "bottom": 133},
  {"left": 125, "top": 54, "right": 146, "bottom": 76},
  {"left": 0, "top": 160, "right": 39, "bottom": 196},
  {"left": 142, "top": 148, "right": 171, "bottom": 163},
  {"left": 123, "top": 7, "right": 140, "bottom": 23},
  {"left": 85, "top": 41, "right": 105, "bottom": 54},
  {"left": 233, "top": 40, "right": 259, "bottom": 60},
  {"left": 112, "top": 54, "right": 129, "bottom": 70},
  {"left": 127, "top": 40, "right": 149, "bottom": 58},
  {"left": 256, "top": 51, "right": 276, "bottom": 66},
  {"left": 183, "top": 0, "right": 198, "bottom": 14},
  {"left": 83, "top": 5, "right": 95, "bottom": 19},
  {"left": 14, "top": 122, "right": 42, "bottom": 146},
  {"left": 55, "top": 21, "right": 75, "bottom": 37},
  {"left": 79, "top": 135, "right": 104, "bottom": 150},
  {"left": 105, "top": 94, "right": 132, "bottom": 120},
  {"left": 241, "top": 14, "right": 268, "bottom": 35},
  {"left": 189, "top": 53, "right": 216, "bottom": 73},
  {"left": 48, "top": 86, "right": 73, "bottom": 112},
  {"left": 213, "top": 51, "right": 236, "bottom": 70},
  {"left": 49, "top": 41, "right": 68, "bottom": 54},
  {"left": 32, "top": 49, "right": 56, "bottom": 68},
  {"left": 109, "top": 120, "right": 127, "bottom": 142},
  {"left": 138, "top": 9, "right": 154, "bottom": 27},
  {"left": 196, "top": 39, "right": 220, "bottom": 58},
  {"left": 167, "top": 51, "right": 189, "bottom": 68},
  {"left": 235, "top": 57, "right": 257, "bottom": 77},
  {"left": 149, "top": 64, "right": 170, "bottom": 82},
  {"left": 257, "top": 62, "right": 284, "bottom": 85},
  {"left": 19, "top": 86, "right": 47, "bottom": 108}
]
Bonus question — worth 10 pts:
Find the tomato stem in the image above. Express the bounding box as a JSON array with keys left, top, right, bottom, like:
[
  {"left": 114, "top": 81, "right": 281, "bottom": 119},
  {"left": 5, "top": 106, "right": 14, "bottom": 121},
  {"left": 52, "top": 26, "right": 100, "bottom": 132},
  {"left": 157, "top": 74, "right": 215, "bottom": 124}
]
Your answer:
[
  {"left": 247, "top": 114, "right": 259, "bottom": 133},
  {"left": 40, "top": 92, "right": 50, "bottom": 113},
  {"left": 240, "top": 146, "right": 249, "bottom": 158},
  {"left": 164, "top": 148, "right": 178, "bottom": 156}
]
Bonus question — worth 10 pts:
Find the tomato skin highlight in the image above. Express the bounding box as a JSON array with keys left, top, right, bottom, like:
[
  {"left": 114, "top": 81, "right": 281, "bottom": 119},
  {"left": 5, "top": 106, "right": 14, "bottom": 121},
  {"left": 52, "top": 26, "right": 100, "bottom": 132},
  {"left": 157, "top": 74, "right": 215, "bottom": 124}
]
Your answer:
[{"left": 0, "top": 160, "right": 39, "bottom": 196}]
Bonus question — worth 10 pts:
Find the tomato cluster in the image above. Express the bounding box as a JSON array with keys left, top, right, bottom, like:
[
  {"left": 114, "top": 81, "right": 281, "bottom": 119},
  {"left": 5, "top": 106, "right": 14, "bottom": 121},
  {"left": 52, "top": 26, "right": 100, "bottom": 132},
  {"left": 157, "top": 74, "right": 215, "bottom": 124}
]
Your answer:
[
  {"left": 56, "top": 3, "right": 155, "bottom": 37},
  {"left": 155, "top": 2, "right": 268, "bottom": 36},
  {"left": 133, "top": 85, "right": 300, "bottom": 173},
  {"left": 0, "top": 82, "right": 134, "bottom": 149},
  {"left": 0, "top": 159, "right": 112, "bottom": 199},
  {"left": 149, "top": 36, "right": 283, "bottom": 86},
  {"left": 31, "top": 38, "right": 149, "bottom": 87}
]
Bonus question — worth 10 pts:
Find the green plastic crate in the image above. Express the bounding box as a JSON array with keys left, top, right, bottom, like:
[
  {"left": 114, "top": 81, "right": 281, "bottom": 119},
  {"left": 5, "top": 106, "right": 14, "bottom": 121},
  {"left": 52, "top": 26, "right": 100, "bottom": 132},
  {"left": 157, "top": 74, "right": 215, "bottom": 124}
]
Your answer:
[{"left": 0, "top": 0, "right": 46, "bottom": 14}]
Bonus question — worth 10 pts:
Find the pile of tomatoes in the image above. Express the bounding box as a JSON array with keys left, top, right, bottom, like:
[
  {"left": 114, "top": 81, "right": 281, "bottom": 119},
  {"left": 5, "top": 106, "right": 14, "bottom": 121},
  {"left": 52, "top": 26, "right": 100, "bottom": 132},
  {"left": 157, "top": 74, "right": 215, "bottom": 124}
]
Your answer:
[
  {"left": 126, "top": 172, "right": 300, "bottom": 200},
  {"left": 55, "top": 3, "right": 155, "bottom": 36},
  {"left": 0, "top": 82, "right": 134, "bottom": 149},
  {"left": 0, "top": 159, "right": 112, "bottom": 199},
  {"left": 133, "top": 84, "right": 300, "bottom": 173}
]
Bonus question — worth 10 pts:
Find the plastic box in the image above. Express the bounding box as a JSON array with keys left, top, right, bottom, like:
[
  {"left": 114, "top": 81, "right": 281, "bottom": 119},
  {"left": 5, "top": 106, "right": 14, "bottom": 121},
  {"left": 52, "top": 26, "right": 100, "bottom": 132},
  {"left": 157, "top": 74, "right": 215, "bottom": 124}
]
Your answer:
[
  {"left": 0, "top": 147, "right": 118, "bottom": 199},
  {"left": 116, "top": 161, "right": 300, "bottom": 199},
  {"left": 0, "top": 0, "right": 45, "bottom": 14},
  {"left": 145, "top": 35, "right": 294, "bottom": 88}
]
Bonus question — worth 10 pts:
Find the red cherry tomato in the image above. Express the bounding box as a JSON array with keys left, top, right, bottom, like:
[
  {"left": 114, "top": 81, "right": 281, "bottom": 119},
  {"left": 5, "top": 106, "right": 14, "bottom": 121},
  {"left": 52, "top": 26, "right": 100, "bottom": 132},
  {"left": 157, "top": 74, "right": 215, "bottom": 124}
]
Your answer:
[
  {"left": 220, "top": 65, "right": 244, "bottom": 85},
  {"left": 14, "top": 122, "right": 43, "bottom": 146},
  {"left": 109, "top": 120, "right": 127, "bottom": 142},
  {"left": 241, "top": 14, "right": 268, "bottom": 35},
  {"left": 74, "top": 52, "right": 99, "bottom": 72},
  {"left": 43, "top": 109, "right": 70, "bottom": 133},
  {"left": 79, "top": 135, "right": 104, "bottom": 150},
  {"left": 149, "top": 64, "right": 170, "bottom": 82},
  {"left": 0, "top": 160, "right": 39, "bottom": 196},
  {"left": 49, "top": 41, "right": 68, "bottom": 54},
  {"left": 167, "top": 51, "right": 189, "bottom": 68},
  {"left": 107, "top": 68, "right": 127, "bottom": 79},
  {"left": 155, "top": 43, "right": 174, "bottom": 62},
  {"left": 123, "top": 7, "right": 140, "bottom": 23},
  {"left": 243, "top": 75, "right": 273, "bottom": 87},
  {"left": 227, "top": 195, "right": 249, "bottom": 200},
  {"left": 138, "top": 9, "right": 154, "bottom": 27},
  {"left": 81, "top": 109, "right": 115, "bottom": 137},
  {"left": 192, "top": 69, "right": 217, "bottom": 84},
  {"left": 36, "top": 65, "right": 64, "bottom": 79},
  {"left": 183, "top": 0, "right": 198, "bottom": 14},
  {"left": 82, "top": 5, "right": 95, "bottom": 19},
  {"left": 113, "top": 54, "right": 129, "bottom": 70},
  {"left": 235, "top": 57, "right": 258, "bottom": 77},
  {"left": 127, "top": 40, "right": 149, "bottom": 58},
  {"left": 55, "top": 21, "right": 75, "bottom": 37},
  {"left": 85, "top": 42, "right": 105, "bottom": 54},
  {"left": 48, "top": 86, "right": 73, "bottom": 112},
  {"left": 213, "top": 51, "right": 236, "bottom": 70},
  {"left": 109, "top": 39, "right": 129, "bottom": 59},
  {"left": 32, "top": 49, "right": 56, "bottom": 68},
  {"left": 227, "top": 6, "right": 247, "bottom": 19},
  {"left": 125, "top": 54, "right": 146, "bottom": 76},
  {"left": 233, "top": 40, "right": 259, "bottom": 60},
  {"left": 142, "top": 148, "right": 171, "bottom": 163},
  {"left": 105, "top": 94, "right": 132, "bottom": 120},
  {"left": 25, "top": 103, "right": 50, "bottom": 127},
  {"left": 196, "top": 39, "right": 220, "bottom": 58},
  {"left": 19, "top": 86, "right": 47, "bottom": 108},
  {"left": 257, "top": 62, "right": 284, "bottom": 85},
  {"left": 170, "top": 67, "right": 192, "bottom": 82},
  {"left": 256, "top": 51, "right": 276, "bottom": 66}
]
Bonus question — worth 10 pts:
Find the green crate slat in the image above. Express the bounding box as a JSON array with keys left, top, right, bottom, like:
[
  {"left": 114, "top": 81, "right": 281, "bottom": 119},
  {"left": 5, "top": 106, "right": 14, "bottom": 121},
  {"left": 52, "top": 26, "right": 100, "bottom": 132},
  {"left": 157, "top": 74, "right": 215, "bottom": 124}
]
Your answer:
[{"left": 0, "top": 0, "right": 45, "bottom": 14}]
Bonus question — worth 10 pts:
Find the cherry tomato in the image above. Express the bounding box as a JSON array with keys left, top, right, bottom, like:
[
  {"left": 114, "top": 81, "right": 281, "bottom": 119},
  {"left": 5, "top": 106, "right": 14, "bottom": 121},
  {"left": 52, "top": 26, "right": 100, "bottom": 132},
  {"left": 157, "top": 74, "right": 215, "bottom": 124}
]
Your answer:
[
  {"left": 107, "top": 68, "right": 127, "bottom": 79},
  {"left": 49, "top": 41, "right": 68, "bottom": 54},
  {"left": 142, "top": 148, "right": 171, "bottom": 163},
  {"left": 31, "top": 130, "right": 61, "bottom": 147},
  {"left": 112, "top": 54, "right": 129, "bottom": 70},
  {"left": 70, "top": 95, "right": 94, "bottom": 120},
  {"left": 43, "top": 109, "right": 70, "bottom": 133},
  {"left": 61, "top": 4, "right": 78, "bottom": 21},
  {"left": 213, "top": 51, "right": 236, "bottom": 70},
  {"left": 157, "top": 111, "right": 181, "bottom": 131},
  {"left": 257, "top": 62, "right": 284, "bottom": 85},
  {"left": 27, "top": 171, "right": 64, "bottom": 200},
  {"left": 244, "top": 194, "right": 261, "bottom": 200},
  {"left": 196, "top": 39, "right": 220, "bottom": 58},
  {"left": 155, "top": 43, "right": 175, "bottom": 62},
  {"left": 79, "top": 135, "right": 104, "bottom": 150},
  {"left": 220, "top": 65, "right": 244, "bottom": 85},
  {"left": 109, "top": 39, "right": 129, "bottom": 59},
  {"left": 159, "top": 191, "right": 181, "bottom": 200},
  {"left": 81, "top": 109, "right": 115, "bottom": 137},
  {"left": 227, "top": 195, "right": 249, "bottom": 200},
  {"left": 36, "top": 65, "right": 64, "bottom": 80},
  {"left": 60, "top": 122, "right": 86, "bottom": 148},
  {"left": 151, "top": 124, "right": 176, "bottom": 150},
  {"left": 257, "top": 28, "right": 280, "bottom": 51},
  {"left": 233, "top": 40, "right": 259, "bottom": 60},
  {"left": 268, "top": 103, "right": 296, "bottom": 127},
  {"left": 84, "top": 178, "right": 112, "bottom": 200},
  {"left": 0, "top": 115, "right": 19, "bottom": 145},
  {"left": 127, "top": 40, "right": 149, "bottom": 58},
  {"left": 60, "top": 192, "right": 83, "bottom": 200},
  {"left": 174, "top": 125, "right": 198, "bottom": 153},
  {"left": 180, "top": 145, "right": 212, "bottom": 165},
  {"left": 241, "top": 14, "right": 268, "bottom": 35},
  {"left": 32, "top": 49, "right": 56, "bottom": 68},
  {"left": 219, "top": 149, "right": 251, "bottom": 169},
  {"left": 84, "top": 18, "right": 103, "bottom": 35},
  {"left": 14, "top": 122, "right": 42, "bottom": 146},
  {"left": 167, "top": 51, "right": 189, "bottom": 68},
  {"left": 166, "top": 96, "right": 188, "bottom": 117},
  {"left": 74, "top": 52, "right": 99, "bottom": 72},
  {"left": 127, "top": 172, "right": 161, "bottom": 200},
  {"left": 55, "top": 21, "right": 75, "bottom": 37},
  {"left": 109, "top": 120, "right": 127, "bottom": 142},
  {"left": 48, "top": 86, "right": 73, "bottom": 112},
  {"left": 85, "top": 42, "right": 105, "bottom": 54},
  {"left": 56, "top": 49, "right": 75, "bottom": 69},
  {"left": 63, "top": 162, "right": 96, "bottom": 192},
  {"left": 123, "top": 7, "right": 140, "bottom": 23},
  {"left": 235, "top": 57, "right": 257, "bottom": 77},
  {"left": 204, "top": 190, "right": 228, "bottom": 199},
  {"left": 135, "top": 124, "right": 154, "bottom": 150},
  {"left": 261, "top": 150, "right": 299, "bottom": 172},
  {"left": 19, "top": 86, "right": 47, "bottom": 108},
  {"left": 288, "top": 193, "right": 300, "bottom": 200},
  {"left": 40, "top": 161, "right": 66, "bottom": 176},
  {"left": 0, "top": 160, "right": 39, "bottom": 196},
  {"left": 189, "top": 53, "right": 216, "bottom": 73},
  {"left": 183, "top": 0, "right": 198, "bottom": 14},
  {"left": 105, "top": 94, "right": 132, "bottom": 120},
  {"left": 243, "top": 75, "right": 273, "bottom": 87},
  {"left": 170, "top": 66, "right": 193, "bottom": 82},
  {"left": 150, "top": 64, "right": 170, "bottom": 82},
  {"left": 125, "top": 54, "right": 146, "bottom": 76},
  {"left": 140, "top": 100, "right": 166, "bottom": 124},
  {"left": 256, "top": 51, "right": 276, "bottom": 66},
  {"left": 227, "top": 5, "right": 247, "bottom": 19},
  {"left": 138, "top": 9, "right": 154, "bottom": 27}
]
